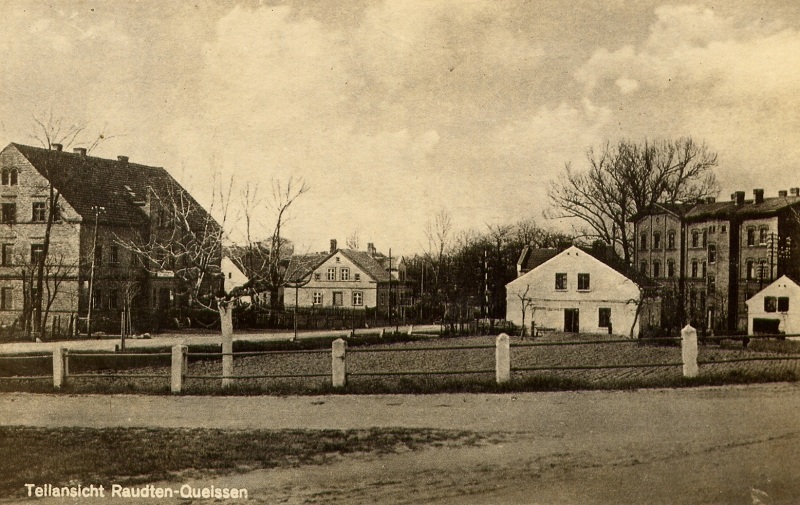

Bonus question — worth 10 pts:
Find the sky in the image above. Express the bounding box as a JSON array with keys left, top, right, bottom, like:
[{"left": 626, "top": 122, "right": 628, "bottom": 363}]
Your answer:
[{"left": 1, "top": 0, "right": 799, "bottom": 255}]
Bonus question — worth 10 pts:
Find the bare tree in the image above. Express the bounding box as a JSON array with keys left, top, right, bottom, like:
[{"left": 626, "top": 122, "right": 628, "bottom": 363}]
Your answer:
[
  {"left": 515, "top": 284, "right": 535, "bottom": 337},
  {"left": 548, "top": 138, "right": 719, "bottom": 263},
  {"left": 264, "top": 176, "right": 309, "bottom": 307},
  {"left": 346, "top": 229, "right": 361, "bottom": 250}
]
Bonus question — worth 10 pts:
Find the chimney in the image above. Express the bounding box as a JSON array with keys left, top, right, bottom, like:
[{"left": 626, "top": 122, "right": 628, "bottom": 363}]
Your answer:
[
  {"left": 73, "top": 147, "right": 87, "bottom": 157},
  {"left": 754, "top": 188, "right": 764, "bottom": 204},
  {"left": 367, "top": 242, "right": 376, "bottom": 256},
  {"left": 791, "top": 188, "right": 800, "bottom": 197},
  {"left": 330, "top": 239, "right": 337, "bottom": 253},
  {"left": 117, "top": 155, "right": 129, "bottom": 165},
  {"left": 731, "top": 193, "right": 737, "bottom": 201},
  {"left": 51, "top": 143, "right": 62, "bottom": 152},
  {"left": 705, "top": 196, "right": 716, "bottom": 204},
  {"left": 735, "top": 191, "right": 745, "bottom": 206},
  {"left": 779, "top": 190, "right": 788, "bottom": 197}
]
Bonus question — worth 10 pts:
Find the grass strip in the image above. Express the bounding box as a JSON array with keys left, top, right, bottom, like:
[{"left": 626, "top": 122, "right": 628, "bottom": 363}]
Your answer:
[{"left": 0, "top": 426, "right": 491, "bottom": 498}]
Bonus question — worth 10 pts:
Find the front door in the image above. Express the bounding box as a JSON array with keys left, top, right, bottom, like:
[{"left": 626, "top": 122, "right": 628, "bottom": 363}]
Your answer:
[
  {"left": 564, "top": 309, "right": 579, "bottom": 333},
  {"left": 332, "top": 291, "right": 343, "bottom": 306}
]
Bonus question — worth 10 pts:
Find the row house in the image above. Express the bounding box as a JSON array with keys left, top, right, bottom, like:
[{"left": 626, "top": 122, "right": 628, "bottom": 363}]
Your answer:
[
  {"left": 633, "top": 189, "right": 800, "bottom": 333},
  {"left": 0, "top": 142, "right": 220, "bottom": 334},
  {"left": 283, "top": 240, "right": 412, "bottom": 313}
]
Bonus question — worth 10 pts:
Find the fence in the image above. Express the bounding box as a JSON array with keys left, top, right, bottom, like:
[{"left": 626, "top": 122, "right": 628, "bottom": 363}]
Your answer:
[{"left": 1, "top": 326, "right": 799, "bottom": 392}]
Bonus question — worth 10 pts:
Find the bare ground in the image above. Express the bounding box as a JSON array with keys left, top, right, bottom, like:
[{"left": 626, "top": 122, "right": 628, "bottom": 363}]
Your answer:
[{"left": 2, "top": 383, "right": 799, "bottom": 504}]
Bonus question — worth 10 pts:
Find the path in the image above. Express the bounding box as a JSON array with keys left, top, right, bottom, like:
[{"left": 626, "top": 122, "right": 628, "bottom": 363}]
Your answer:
[{"left": 2, "top": 383, "right": 799, "bottom": 504}]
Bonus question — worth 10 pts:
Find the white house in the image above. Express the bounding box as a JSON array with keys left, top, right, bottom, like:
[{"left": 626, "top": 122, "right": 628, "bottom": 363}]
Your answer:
[
  {"left": 506, "top": 246, "right": 652, "bottom": 337},
  {"left": 745, "top": 275, "right": 800, "bottom": 337},
  {"left": 221, "top": 256, "right": 249, "bottom": 293}
]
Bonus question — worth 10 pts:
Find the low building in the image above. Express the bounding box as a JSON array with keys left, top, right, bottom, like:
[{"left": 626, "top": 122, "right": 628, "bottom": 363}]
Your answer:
[
  {"left": 745, "top": 275, "right": 800, "bottom": 336},
  {"left": 506, "top": 245, "right": 658, "bottom": 337}
]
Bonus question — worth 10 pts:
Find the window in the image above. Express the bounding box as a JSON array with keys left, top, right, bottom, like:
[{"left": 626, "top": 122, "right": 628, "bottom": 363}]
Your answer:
[
  {"left": 30, "top": 244, "right": 44, "bottom": 264},
  {"left": 759, "top": 259, "right": 767, "bottom": 279},
  {"left": 708, "top": 276, "right": 716, "bottom": 294},
  {"left": 332, "top": 291, "right": 343, "bottom": 306},
  {"left": 702, "top": 230, "right": 707, "bottom": 248},
  {"left": 1, "top": 244, "right": 11, "bottom": 267},
  {"left": 759, "top": 228, "right": 769, "bottom": 245},
  {"left": 722, "top": 225, "right": 726, "bottom": 233},
  {"left": 1, "top": 203, "right": 16, "bottom": 224},
  {"left": 747, "top": 228, "right": 755, "bottom": 246},
  {"left": 1, "top": 169, "right": 17, "bottom": 186},
  {"left": 340, "top": 267, "right": 350, "bottom": 281},
  {"left": 109, "top": 245, "right": 119, "bottom": 266},
  {"left": 354, "top": 273, "right": 361, "bottom": 281},
  {"left": 327, "top": 267, "right": 336, "bottom": 281},
  {"left": 555, "top": 273, "right": 567, "bottom": 290},
  {"left": 598, "top": 308, "right": 611, "bottom": 328},
  {"left": 312, "top": 292, "right": 323, "bottom": 305},
  {"left": 667, "top": 231, "right": 675, "bottom": 250},
  {"left": 702, "top": 261, "right": 707, "bottom": 278},
  {"left": 778, "top": 297, "right": 790, "bottom": 312},
  {"left": 94, "top": 245, "right": 103, "bottom": 266},
  {"left": 709, "top": 225, "right": 716, "bottom": 234},
  {"left": 577, "top": 273, "right": 590, "bottom": 290},
  {"left": 653, "top": 232, "right": 661, "bottom": 250},
  {"left": 0, "top": 287, "right": 12, "bottom": 310},
  {"left": 692, "top": 231, "right": 699, "bottom": 248},
  {"left": 746, "top": 260, "right": 754, "bottom": 280},
  {"left": 32, "top": 202, "right": 46, "bottom": 222},
  {"left": 640, "top": 261, "right": 647, "bottom": 275},
  {"left": 652, "top": 261, "right": 661, "bottom": 278},
  {"left": 667, "top": 260, "right": 675, "bottom": 278},
  {"left": 640, "top": 232, "right": 647, "bottom": 251},
  {"left": 109, "top": 289, "right": 119, "bottom": 310},
  {"left": 353, "top": 291, "right": 363, "bottom": 306},
  {"left": 92, "top": 289, "right": 103, "bottom": 310},
  {"left": 764, "top": 296, "right": 777, "bottom": 313},
  {"left": 335, "top": 257, "right": 340, "bottom": 263},
  {"left": 314, "top": 272, "right": 321, "bottom": 281},
  {"left": 689, "top": 289, "right": 697, "bottom": 310},
  {"left": 691, "top": 260, "right": 698, "bottom": 278},
  {"left": 708, "top": 244, "right": 716, "bottom": 264}
]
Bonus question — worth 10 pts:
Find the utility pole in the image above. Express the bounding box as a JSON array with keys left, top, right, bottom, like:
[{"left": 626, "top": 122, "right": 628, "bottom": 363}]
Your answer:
[
  {"left": 388, "top": 248, "right": 392, "bottom": 326},
  {"left": 87, "top": 205, "right": 104, "bottom": 338}
]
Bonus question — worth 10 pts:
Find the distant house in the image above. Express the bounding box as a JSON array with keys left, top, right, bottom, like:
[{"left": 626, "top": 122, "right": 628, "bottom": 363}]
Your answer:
[
  {"left": 506, "top": 245, "right": 659, "bottom": 337},
  {"left": 283, "top": 240, "right": 412, "bottom": 312},
  {"left": 221, "top": 256, "right": 248, "bottom": 294},
  {"left": 745, "top": 275, "right": 800, "bottom": 337}
]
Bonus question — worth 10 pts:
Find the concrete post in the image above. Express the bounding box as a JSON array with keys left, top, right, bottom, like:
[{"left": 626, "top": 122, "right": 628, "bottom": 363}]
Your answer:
[
  {"left": 380, "top": 328, "right": 385, "bottom": 338},
  {"left": 171, "top": 344, "right": 188, "bottom": 393},
  {"left": 219, "top": 301, "right": 234, "bottom": 388},
  {"left": 681, "top": 325, "right": 699, "bottom": 378},
  {"left": 408, "top": 325, "right": 414, "bottom": 336},
  {"left": 53, "top": 346, "right": 67, "bottom": 389},
  {"left": 332, "top": 338, "right": 347, "bottom": 388},
  {"left": 495, "top": 333, "right": 511, "bottom": 384}
]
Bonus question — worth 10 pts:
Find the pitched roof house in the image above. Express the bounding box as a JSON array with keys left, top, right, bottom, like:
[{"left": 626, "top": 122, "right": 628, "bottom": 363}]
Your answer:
[
  {"left": 0, "top": 142, "right": 220, "bottom": 334},
  {"left": 506, "top": 245, "right": 659, "bottom": 337},
  {"left": 283, "top": 240, "right": 411, "bottom": 311}
]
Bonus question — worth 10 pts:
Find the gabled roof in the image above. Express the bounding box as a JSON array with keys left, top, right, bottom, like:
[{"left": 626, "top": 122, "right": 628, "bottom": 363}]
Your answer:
[
  {"left": 284, "top": 248, "right": 392, "bottom": 284},
  {"left": 517, "top": 246, "right": 559, "bottom": 273},
  {"left": 629, "top": 202, "right": 694, "bottom": 222},
  {"left": 8, "top": 143, "right": 214, "bottom": 228}
]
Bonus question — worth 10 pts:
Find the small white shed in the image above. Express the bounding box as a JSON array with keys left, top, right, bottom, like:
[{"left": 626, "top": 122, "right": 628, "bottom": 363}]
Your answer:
[{"left": 745, "top": 275, "right": 800, "bottom": 337}]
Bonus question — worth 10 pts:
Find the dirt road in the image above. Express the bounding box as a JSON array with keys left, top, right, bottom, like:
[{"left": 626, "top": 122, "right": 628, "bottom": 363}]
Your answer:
[{"left": 2, "top": 383, "right": 800, "bottom": 504}]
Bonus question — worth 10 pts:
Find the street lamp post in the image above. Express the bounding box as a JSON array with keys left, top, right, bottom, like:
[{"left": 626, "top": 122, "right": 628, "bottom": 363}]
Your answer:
[{"left": 87, "top": 206, "right": 104, "bottom": 338}]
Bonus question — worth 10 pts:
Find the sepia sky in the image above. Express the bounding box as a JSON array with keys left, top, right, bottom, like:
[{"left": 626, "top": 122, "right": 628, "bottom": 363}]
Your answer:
[{"left": 1, "top": 0, "right": 799, "bottom": 254}]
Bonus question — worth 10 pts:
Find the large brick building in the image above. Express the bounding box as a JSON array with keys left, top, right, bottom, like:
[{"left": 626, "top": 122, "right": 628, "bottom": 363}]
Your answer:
[
  {"left": 0, "top": 142, "right": 220, "bottom": 334},
  {"left": 633, "top": 189, "right": 800, "bottom": 333}
]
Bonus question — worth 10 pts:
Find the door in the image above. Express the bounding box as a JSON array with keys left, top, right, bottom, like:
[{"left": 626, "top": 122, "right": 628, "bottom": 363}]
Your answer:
[
  {"left": 332, "top": 291, "right": 343, "bottom": 306},
  {"left": 564, "top": 309, "right": 579, "bottom": 333}
]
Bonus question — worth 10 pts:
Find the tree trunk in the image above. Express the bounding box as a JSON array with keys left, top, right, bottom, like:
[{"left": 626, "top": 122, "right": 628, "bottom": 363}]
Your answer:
[{"left": 219, "top": 300, "right": 234, "bottom": 388}]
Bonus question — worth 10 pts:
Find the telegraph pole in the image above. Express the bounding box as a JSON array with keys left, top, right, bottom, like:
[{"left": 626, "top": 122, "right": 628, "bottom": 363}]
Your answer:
[{"left": 87, "top": 205, "right": 104, "bottom": 338}]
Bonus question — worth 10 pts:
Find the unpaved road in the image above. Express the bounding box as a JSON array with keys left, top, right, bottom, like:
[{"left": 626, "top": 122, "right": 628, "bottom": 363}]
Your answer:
[{"left": 2, "top": 383, "right": 799, "bottom": 504}]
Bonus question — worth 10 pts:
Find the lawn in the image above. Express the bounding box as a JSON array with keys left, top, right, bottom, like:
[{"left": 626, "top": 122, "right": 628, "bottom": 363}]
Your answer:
[{"left": 0, "top": 426, "right": 495, "bottom": 498}]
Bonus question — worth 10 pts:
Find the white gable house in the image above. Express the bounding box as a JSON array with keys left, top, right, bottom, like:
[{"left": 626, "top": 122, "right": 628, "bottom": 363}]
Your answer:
[
  {"left": 745, "top": 275, "right": 800, "bottom": 337},
  {"left": 506, "top": 246, "right": 646, "bottom": 337}
]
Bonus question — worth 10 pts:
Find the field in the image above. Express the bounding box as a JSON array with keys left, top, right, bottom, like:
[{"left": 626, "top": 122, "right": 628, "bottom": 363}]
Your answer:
[{"left": 1, "top": 332, "right": 798, "bottom": 394}]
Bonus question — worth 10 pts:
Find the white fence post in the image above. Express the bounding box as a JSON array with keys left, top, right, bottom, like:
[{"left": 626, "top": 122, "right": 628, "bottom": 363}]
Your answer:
[
  {"left": 681, "top": 325, "right": 699, "bottom": 378},
  {"left": 408, "top": 325, "right": 414, "bottom": 336},
  {"left": 332, "top": 338, "right": 347, "bottom": 388},
  {"left": 496, "top": 333, "right": 511, "bottom": 384},
  {"left": 171, "top": 344, "right": 188, "bottom": 393},
  {"left": 53, "top": 346, "right": 67, "bottom": 389},
  {"left": 220, "top": 301, "right": 234, "bottom": 389}
]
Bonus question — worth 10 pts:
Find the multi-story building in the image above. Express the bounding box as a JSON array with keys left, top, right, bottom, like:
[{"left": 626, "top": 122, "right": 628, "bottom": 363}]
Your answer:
[
  {"left": 0, "top": 142, "right": 220, "bottom": 334},
  {"left": 633, "top": 189, "right": 800, "bottom": 333}
]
